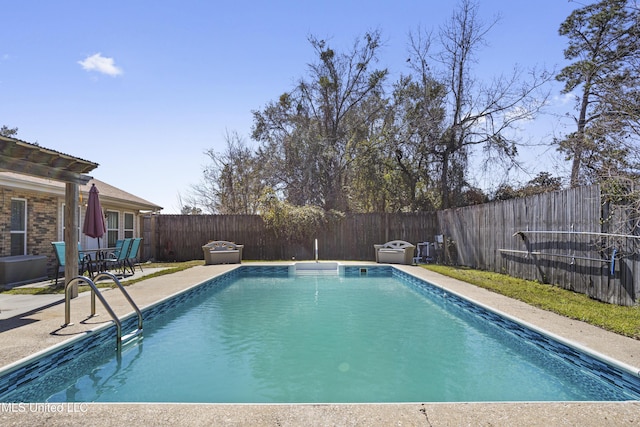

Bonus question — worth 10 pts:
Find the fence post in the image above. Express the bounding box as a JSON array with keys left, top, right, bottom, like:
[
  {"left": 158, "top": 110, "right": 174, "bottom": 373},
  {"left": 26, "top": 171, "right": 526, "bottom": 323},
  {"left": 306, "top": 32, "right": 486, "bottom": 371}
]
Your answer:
[
  {"left": 145, "top": 214, "right": 157, "bottom": 261},
  {"left": 385, "top": 213, "right": 389, "bottom": 243}
]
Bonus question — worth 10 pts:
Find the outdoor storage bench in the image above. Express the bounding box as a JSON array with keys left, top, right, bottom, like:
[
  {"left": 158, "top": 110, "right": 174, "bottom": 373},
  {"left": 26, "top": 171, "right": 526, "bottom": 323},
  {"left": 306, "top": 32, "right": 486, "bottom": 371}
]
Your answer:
[
  {"left": 202, "top": 241, "right": 244, "bottom": 265},
  {"left": 0, "top": 254, "right": 48, "bottom": 289},
  {"left": 374, "top": 240, "right": 416, "bottom": 265}
]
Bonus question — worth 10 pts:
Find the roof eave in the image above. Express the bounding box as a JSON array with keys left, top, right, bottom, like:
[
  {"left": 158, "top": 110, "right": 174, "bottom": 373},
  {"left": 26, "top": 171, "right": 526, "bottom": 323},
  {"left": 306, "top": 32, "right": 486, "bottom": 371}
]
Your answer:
[{"left": 0, "top": 136, "right": 98, "bottom": 184}]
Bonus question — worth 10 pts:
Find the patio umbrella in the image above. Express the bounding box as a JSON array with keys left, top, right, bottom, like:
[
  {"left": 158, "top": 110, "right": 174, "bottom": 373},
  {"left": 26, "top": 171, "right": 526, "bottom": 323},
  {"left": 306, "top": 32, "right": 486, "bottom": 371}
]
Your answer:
[{"left": 83, "top": 183, "right": 107, "bottom": 247}]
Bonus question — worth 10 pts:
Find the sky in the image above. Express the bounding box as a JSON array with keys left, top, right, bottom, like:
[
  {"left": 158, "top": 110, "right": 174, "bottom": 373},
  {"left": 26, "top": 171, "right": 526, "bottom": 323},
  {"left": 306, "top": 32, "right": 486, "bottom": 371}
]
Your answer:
[{"left": 1, "top": 0, "right": 582, "bottom": 213}]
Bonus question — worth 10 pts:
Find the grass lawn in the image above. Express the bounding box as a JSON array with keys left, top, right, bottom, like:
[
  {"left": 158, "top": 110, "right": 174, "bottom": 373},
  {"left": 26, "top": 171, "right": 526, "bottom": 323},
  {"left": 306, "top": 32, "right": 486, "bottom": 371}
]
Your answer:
[{"left": 423, "top": 264, "right": 640, "bottom": 339}]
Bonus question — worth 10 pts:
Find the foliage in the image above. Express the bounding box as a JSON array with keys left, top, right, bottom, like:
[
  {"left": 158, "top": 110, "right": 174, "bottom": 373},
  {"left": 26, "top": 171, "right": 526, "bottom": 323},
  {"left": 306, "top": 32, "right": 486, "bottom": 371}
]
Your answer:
[
  {"left": 347, "top": 133, "right": 398, "bottom": 212},
  {"left": 0, "top": 125, "right": 18, "bottom": 137},
  {"left": 186, "top": 130, "right": 265, "bottom": 214},
  {"left": 424, "top": 264, "right": 640, "bottom": 338},
  {"left": 190, "top": 1, "right": 572, "bottom": 214},
  {"left": 259, "top": 189, "right": 344, "bottom": 244},
  {"left": 180, "top": 205, "right": 203, "bottom": 215},
  {"left": 252, "top": 31, "right": 389, "bottom": 212},
  {"left": 599, "top": 173, "right": 640, "bottom": 257},
  {"left": 493, "top": 172, "right": 563, "bottom": 200},
  {"left": 556, "top": 0, "right": 640, "bottom": 187},
  {"left": 389, "top": 30, "right": 448, "bottom": 211}
]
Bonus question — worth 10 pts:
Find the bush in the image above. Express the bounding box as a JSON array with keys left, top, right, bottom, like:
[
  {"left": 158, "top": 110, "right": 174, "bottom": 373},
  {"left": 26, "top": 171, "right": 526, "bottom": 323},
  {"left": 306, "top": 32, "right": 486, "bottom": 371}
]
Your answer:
[{"left": 259, "top": 190, "right": 344, "bottom": 244}]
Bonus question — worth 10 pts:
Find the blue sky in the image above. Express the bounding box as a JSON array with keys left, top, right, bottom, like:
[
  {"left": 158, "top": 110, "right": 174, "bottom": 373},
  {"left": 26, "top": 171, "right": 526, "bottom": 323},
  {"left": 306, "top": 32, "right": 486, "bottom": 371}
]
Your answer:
[{"left": 1, "top": 1, "right": 580, "bottom": 213}]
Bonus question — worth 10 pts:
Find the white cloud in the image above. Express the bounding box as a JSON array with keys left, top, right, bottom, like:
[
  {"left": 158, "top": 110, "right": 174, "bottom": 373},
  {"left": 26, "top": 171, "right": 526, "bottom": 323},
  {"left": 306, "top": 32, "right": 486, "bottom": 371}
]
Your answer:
[
  {"left": 78, "top": 53, "right": 123, "bottom": 77},
  {"left": 554, "top": 92, "right": 576, "bottom": 106}
]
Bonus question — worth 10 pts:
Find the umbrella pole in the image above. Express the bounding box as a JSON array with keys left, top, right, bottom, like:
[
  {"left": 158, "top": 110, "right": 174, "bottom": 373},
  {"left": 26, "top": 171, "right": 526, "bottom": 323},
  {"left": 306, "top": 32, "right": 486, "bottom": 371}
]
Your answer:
[{"left": 96, "top": 237, "right": 102, "bottom": 275}]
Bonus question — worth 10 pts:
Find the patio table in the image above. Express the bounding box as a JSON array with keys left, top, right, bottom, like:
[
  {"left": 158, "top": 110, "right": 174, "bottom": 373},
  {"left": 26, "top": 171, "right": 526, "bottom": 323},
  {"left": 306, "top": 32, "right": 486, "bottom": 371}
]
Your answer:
[{"left": 80, "top": 248, "right": 116, "bottom": 279}]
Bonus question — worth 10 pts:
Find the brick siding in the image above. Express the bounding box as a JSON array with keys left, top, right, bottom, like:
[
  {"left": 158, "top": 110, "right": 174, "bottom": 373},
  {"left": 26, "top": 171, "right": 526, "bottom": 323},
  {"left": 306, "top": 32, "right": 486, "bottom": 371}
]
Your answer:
[{"left": 0, "top": 188, "right": 59, "bottom": 278}]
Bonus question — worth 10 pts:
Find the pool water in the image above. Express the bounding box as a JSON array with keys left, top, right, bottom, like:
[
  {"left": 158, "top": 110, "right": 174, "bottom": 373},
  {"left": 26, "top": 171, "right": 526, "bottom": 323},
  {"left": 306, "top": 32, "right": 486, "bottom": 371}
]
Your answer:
[{"left": 4, "top": 271, "right": 639, "bottom": 403}]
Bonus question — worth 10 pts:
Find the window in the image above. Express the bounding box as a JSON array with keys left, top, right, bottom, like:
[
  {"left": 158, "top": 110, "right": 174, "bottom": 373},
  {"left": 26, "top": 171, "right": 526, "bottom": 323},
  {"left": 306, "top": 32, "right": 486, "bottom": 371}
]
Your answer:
[
  {"left": 124, "top": 213, "right": 134, "bottom": 238},
  {"left": 106, "top": 211, "right": 119, "bottom": 247},
  {"left": 10, "top": 199, "right": 27, "bottom": 255}
]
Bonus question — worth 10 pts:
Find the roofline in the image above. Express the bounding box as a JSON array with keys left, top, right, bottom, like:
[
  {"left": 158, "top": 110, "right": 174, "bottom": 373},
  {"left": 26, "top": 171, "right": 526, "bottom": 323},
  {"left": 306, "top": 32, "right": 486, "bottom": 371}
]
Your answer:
[
  {"left": 98, "top": 194, "right": 163, "bottom": 212},
  {"left": 0, "top": 173, "right": 163, "bottom": 213}
]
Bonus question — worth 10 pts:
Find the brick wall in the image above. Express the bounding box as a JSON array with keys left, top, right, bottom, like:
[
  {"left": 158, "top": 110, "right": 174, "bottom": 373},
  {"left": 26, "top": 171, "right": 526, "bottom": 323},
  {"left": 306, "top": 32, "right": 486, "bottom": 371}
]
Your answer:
[{"left": 0, "top": 188, "right": 59, "bottom": 278}]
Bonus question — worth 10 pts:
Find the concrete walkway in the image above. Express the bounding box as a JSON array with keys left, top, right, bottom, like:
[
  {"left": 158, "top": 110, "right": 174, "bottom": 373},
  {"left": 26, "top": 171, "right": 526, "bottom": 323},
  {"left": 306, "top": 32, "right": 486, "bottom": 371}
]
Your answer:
[{"left": 0, "top": 263, "right": 639, "bottom": 426}]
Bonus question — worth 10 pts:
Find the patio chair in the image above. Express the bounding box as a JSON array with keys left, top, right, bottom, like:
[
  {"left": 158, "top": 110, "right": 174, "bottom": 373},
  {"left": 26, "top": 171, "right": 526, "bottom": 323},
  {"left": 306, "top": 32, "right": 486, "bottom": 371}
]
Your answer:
[
  {"left": 51, "top": 241, "right": 91, "bottom": 286},
  {"left": 111, "top": 239, "right": 124, "bottom": 258},
  {"left": 104, "top": 238, "right": 133, "bottom": 276},
  {"left": 125, "top": 237, "right": 143, "bottom": 274}
]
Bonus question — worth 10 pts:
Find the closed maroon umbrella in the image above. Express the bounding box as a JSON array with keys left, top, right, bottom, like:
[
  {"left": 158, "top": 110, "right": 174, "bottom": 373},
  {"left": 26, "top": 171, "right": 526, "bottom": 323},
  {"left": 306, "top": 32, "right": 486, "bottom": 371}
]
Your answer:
[{"left": 83, "top": 183, "right": 107, "bottom": 247}]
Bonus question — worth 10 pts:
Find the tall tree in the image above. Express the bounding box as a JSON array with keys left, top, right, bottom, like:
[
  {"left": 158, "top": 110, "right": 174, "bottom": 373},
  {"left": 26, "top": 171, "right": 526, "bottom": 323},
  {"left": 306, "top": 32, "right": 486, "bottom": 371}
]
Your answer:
[
  {"left": 435, "top": 0, "right": 551, "bottom": 208},
  {"left": 348, "top": 131, "right": 396, "bottom": 212},
  {"left": 389, "top": 29, "right": 447, "bottom": 211},
  {"left": 0, "top": 126, "right": 18, "bottom": 137},
  {"left": 252, "top": 31, "right": 389, "bottom": 211},
  {"left": 557, "top": 0, "right": 640, "bottom": 187},
  {"left": 493, "top": 171, "right": 563, "bottom": 200},
  {"left": 188, "top": 130, "right": 264, "bottom": 214}
]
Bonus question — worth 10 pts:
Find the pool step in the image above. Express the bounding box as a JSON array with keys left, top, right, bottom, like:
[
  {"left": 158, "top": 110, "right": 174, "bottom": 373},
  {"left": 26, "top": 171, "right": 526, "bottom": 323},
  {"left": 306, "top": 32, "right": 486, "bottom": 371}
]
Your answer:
[
  {"left": 293, "top": 262, "right": 339, "bottom": 275},
  {"left": 121, "top": 328, "right": 143, "bottom": 345}
]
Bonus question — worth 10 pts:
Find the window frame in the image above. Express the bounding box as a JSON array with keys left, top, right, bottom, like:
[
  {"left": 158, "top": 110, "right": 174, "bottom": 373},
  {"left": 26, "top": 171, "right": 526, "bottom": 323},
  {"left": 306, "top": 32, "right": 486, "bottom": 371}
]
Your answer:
[
  {"left": 10, "top": 198, "right": 27, "bottom": 256},
  {"left": 124, "top": 212, "right": 135, "bottom": 239},
  {"left": 105, "top": 210, "right": 120, "bottom": 248}
]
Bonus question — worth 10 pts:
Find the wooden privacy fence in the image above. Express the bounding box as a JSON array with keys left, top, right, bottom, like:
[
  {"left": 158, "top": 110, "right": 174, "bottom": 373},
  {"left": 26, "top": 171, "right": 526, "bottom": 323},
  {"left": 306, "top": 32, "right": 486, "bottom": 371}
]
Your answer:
[
  {"left": 142, "top": 184, "right": 639, "bottom": 305},
  {"left": 437, "top": 185, "right": 639, "bottom": 306},
  {"left": 146, "top": 213, "right": 438, "bottom": 262}
]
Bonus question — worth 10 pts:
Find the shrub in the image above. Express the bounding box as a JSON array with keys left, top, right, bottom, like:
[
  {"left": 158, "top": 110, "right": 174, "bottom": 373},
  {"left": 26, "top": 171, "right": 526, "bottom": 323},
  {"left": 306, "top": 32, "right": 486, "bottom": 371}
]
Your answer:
[{"left": 259, "top": 190, "right": 344, "bottom": 244}]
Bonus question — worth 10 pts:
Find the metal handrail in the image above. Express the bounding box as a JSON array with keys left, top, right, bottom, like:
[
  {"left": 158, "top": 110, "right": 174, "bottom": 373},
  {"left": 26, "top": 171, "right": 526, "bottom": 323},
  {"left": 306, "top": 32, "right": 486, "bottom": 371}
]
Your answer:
[
  {"left": 90, "top": 272, "right": 143, "bottom": 331},
  {"left": 513, "top": 230, "right": 640, "bottom": 239},
  {"left": 498, "top": 248, "right": 614, "bottom": 263},
  {"left": 62, "top": 273, "right": 143, "bottom": 351}
]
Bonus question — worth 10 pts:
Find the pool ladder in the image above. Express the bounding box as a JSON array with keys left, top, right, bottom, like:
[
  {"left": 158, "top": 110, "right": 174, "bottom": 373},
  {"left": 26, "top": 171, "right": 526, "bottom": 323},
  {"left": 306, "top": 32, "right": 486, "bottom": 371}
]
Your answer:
[{"left": 62, "top": 272, "right": 143, "bottom": 352}]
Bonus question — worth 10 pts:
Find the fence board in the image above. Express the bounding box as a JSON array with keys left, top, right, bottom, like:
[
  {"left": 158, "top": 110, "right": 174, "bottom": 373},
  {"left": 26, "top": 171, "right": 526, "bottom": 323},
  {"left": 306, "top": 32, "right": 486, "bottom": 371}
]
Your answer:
[
  {"left": 144, "top": 184, "right": 638, "bottom": 305},
  {"left": 150, "top": 212, "right": 439, "bottom": 263},
  {"left": 434, "top": 185, "right": 637, "bottom": 305}
]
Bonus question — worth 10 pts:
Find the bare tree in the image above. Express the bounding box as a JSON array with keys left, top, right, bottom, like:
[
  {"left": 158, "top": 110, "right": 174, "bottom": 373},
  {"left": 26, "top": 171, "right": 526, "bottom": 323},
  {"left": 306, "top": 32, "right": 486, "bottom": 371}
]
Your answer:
[
  {"left": 176, "top": 193, "right": 203, "bottom": 215},
  {"left": 389, "top": 28, "right": 447, "bottom": 211},
  {"left": 434, "top": 0, "right": 552, "bottom": 208},
  {"left": 188, "top": 130, "right": 264, "bottom": 214}
]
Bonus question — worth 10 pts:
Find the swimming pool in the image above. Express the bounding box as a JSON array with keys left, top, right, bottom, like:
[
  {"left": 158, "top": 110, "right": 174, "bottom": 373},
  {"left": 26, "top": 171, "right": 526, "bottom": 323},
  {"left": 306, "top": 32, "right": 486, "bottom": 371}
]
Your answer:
[{"left": 1, "top": 265, "right": 639, "bottom": 403}]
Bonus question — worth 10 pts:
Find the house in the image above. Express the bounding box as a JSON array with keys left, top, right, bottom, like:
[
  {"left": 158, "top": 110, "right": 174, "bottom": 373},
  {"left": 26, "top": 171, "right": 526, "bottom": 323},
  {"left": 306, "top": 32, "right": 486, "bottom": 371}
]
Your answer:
[{"left": 0, "top": 171, "right": 162, "bottom": 285}]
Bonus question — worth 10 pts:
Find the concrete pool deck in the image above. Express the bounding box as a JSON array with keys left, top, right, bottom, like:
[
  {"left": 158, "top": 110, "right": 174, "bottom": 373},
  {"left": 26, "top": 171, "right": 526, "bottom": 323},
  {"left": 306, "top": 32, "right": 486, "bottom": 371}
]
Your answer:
[{"left": 0, "top": 262, "right": 639, "bottom": 426}]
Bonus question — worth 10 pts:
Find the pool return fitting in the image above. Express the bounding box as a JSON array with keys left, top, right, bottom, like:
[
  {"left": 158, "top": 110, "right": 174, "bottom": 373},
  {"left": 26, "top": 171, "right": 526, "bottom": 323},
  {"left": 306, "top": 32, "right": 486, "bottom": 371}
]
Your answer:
[{"left": 61, "top": 272, "right": 143, "bottom": 352}]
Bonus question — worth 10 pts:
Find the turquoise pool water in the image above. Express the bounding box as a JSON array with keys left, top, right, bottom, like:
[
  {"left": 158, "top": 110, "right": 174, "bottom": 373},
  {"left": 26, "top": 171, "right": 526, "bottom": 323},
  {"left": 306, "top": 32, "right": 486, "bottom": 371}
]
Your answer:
[{"left": 2, "top": 267, "right": 640, "bottom": 403}]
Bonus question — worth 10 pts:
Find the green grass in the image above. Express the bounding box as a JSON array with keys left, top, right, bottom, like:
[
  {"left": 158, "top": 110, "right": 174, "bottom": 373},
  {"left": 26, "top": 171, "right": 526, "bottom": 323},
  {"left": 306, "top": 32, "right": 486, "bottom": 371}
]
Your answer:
[{"left": 423, "top": 264, "right": 640, "bottom": 339}]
